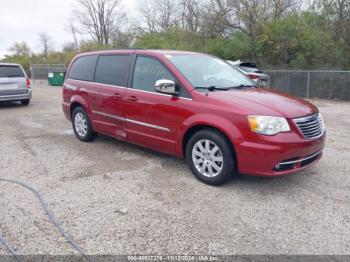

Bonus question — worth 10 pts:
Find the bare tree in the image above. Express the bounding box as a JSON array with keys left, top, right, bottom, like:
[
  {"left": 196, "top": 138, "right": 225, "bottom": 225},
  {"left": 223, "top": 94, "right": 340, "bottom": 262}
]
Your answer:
[
  {"left": 75, "top": 0, "right": 126, "bottom": 46},
  {"left": 179, "top": 0, "right": 203, "bottom": 32},
  {"left": 137, "top": 0, "right": 178, "bottom": 32},
  {"left": 206, "top": 0, "right": 300, "bottom": 37},
  {"left": 67, "top": 19, "right": 80, "bottom": 52},
  {"left": 38, "top": 32, "right": 52, "bottom": 58},
  {"left": 9, "top": 42, "right": 31, "bottom": 57},
  {"left": 111, "top": 30, "right": 136, "bottom": 48},
  {"left": 315, "top": 0, "right": 350, "bottom": 40}
]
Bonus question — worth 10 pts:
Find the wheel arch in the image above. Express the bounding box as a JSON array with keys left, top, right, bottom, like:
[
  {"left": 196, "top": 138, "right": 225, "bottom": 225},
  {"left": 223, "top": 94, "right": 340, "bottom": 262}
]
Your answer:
[
  {"left": 69, "top": 96, "right": 91, "bottom": 117},
  {"left": 181, "top": 121, "right": 240, "bottom": 160}
]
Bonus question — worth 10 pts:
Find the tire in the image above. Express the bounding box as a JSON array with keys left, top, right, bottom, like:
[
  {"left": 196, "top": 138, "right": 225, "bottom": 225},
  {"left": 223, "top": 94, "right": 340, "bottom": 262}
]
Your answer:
[
  {"left": 186, "top": 129, "right": 237, "bottom": 186},
  {"left": 21, "top": 99, "right": 30, "bottom": 106},
  {"left": 72, "top": 107, "right": 97, "bottom": 142}
]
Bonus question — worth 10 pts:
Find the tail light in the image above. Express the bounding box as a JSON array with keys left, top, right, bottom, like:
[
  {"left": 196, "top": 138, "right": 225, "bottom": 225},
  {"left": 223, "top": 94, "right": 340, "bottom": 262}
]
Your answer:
[
  {"left": 26, "top": 78, "right": 31, "bottom": 89},
  {"left": 247, "top": 74, "right": 260, "bottom": 80}
]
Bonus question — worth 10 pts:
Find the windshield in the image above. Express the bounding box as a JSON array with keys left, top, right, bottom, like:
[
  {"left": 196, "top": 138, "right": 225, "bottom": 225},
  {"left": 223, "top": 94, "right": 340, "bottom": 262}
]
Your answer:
[
  {"left": 167, "top": 54, "right": 253, "bottom": 90},
  {"left": 0, "top": 65, "right": 25, "bottom": 78}
]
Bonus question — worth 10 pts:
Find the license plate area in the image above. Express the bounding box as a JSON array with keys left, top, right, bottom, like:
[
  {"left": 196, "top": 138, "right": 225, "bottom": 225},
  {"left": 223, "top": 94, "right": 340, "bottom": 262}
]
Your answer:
[{"left": 0, "top": 83, "right": 18, "bottom": 90}]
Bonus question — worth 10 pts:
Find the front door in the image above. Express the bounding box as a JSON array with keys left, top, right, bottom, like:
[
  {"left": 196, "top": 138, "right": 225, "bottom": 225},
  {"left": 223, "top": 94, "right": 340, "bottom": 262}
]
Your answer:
[{"left": 124, "top": 56, "right": 189, "bottom": 154}]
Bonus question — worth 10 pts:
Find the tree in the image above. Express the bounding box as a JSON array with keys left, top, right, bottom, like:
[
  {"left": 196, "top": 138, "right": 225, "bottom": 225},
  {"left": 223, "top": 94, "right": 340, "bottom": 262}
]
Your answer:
[
  {"left": 259, "top": 12, "right": 336, "bottom": 68},
  {"left": 4, "top": 42, "right": 32, "bottom": 74},
  {"left": 38, "top": 32, "right": 53, "bottom": 58},
  {"left": 179, "top": 0, "right": 204, "bottom": 32},
  {"left": 137, "top": 0, "right": 179, "bottom": 33},
  {"left": 134, "top": 27, "right": 205, "bottom": 51},
  {"left": 67, "top": 19, "right": 81, "bottom": 52},
  {"left": 75, "top": 0, "right": 126, "bottom": 46},
  {"left": 314, "top": 0, "right": 350, "bottom": 67},
  {"left": 8, "top": 42, "right": 31, "bottom": 57},
  {"left": 111, "top": 30, "right": 136, "bottom": 49}
]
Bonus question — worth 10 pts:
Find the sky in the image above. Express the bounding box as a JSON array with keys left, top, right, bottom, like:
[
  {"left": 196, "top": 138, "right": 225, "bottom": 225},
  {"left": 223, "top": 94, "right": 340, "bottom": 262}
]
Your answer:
[{"left": 0, "top": 0, "right": 137, "bottom": 59}]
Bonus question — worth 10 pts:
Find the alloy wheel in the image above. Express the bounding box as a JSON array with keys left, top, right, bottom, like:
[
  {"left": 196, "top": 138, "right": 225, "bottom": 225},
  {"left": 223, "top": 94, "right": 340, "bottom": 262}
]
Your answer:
[
  {"left": 192, "top": 139, "right": 224, "bottom": 178},
  {"left": 74, "top": 112, "right": 88, "bottom": 137}
]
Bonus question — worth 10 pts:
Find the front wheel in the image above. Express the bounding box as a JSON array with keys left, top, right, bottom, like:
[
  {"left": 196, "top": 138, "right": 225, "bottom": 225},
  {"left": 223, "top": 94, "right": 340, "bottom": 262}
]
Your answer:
[
  {"left": 186, "top": 129, "right": 237, "bottom": 186},
  {"left": 72, "top": 107, "right": 97, "bottom": 142}
]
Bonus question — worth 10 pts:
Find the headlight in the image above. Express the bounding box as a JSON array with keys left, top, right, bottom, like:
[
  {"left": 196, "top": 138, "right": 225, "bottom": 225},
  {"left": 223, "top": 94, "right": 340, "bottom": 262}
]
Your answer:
[{"left": 248, "top": 116, "right": 291, "bottom": 135}]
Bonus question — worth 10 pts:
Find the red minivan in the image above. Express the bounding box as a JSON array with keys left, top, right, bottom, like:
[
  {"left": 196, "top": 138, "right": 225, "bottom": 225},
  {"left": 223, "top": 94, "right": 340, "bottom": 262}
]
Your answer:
[{"left": 62, "top": 50, "right": 326, "bottom": 186}]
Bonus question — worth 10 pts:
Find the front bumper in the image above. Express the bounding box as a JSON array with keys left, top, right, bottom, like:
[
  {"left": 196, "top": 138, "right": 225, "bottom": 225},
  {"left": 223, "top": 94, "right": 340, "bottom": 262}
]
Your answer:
[
  {"left": 236, "top": 132, "right": 326, "bottom": 177},
  {"left": 0, "top": 89, "right": 32, "bottom": 102}
]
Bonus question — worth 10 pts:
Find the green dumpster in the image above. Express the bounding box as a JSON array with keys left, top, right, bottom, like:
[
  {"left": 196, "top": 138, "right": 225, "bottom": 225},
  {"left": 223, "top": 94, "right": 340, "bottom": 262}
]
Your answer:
[{"left": 48, "top": 72, "right": 66, "bottom": 86}]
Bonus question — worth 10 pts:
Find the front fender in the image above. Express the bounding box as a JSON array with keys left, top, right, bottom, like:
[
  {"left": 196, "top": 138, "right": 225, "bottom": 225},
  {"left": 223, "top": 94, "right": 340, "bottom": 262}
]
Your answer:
[{"left": 177, "top": 113, "right": 245, "bottom": 157}]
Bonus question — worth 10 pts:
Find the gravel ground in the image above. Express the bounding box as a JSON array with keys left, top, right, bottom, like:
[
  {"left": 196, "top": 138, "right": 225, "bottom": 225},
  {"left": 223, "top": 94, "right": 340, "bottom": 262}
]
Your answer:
[{"left": 0, "top": 83, "right": 350, "bottom": 256}]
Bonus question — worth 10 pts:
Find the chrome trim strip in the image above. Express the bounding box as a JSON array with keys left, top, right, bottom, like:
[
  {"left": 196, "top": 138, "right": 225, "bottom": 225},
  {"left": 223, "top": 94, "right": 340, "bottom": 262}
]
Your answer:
[
  {"left": 125, "top": 118, "right": 171, "bottom": 132},
  {"left": 129, "top": 88, "right": 193, "bottom": 101},
  {"left": 67, "top": 78, "right": 193, "bottom": 101},
  {"left": 93, "top": 111, "right": 124, "bottom": 121},
  {"left": 70, "top": 79, "right": 127, "bottom": 89},
  {"left": 92, "top": 111, "right": 171, "bottom": 133},
  {"left": 278, "top": 151, "right": 322, "bottom": 166},
  {"left": 294, "top": 114, "right": 319, "bottom": 123}
]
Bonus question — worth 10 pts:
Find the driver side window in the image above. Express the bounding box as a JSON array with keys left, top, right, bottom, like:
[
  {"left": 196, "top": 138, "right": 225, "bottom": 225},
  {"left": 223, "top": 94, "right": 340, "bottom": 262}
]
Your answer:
[{"left": 132, "top": 56, "right": 175, "bottom": 93}]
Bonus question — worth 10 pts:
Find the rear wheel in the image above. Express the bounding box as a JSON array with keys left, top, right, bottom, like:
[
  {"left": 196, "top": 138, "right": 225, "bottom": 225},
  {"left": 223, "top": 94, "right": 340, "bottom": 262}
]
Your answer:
[
  {"left": 72, "top": 107, "right": 97, "bottom": 142},
  {"left": 186, "top": 129, "right": 236, "bottom": 186},
  {"left": 21, "top": 99, "right": 30, "bottom": 106}
]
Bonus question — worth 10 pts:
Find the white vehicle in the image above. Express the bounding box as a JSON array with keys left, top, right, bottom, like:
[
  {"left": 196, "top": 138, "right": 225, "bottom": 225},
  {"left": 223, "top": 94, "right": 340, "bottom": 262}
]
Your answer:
[
  {"left": 227, "top": 60, "right": 270, "bottom": 86},
  {"left": 0, "top": 63, "right": 32, "bottom": 105}
]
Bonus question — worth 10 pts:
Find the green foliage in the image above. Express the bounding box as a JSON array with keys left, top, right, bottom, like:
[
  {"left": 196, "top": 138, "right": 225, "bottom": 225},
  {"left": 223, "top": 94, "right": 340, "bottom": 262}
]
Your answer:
[
  {"left": 133, "top": 11, "right": 350, "bottom": 69},
  {"left": 1, "top": 41, "right": 76, "bottom": 75},
  {"left": 3, "top": 54, "right": 31, "bottom": 74},
  {"left": 134, "top": 28, "right": 254, "bottom": 62},
  {"left": 259, "top": 12, "right": 338, "bottom": 69},
  {"left": 1, "top": 10, "right": 350, "bottom": 73},
  {"left": 207, "top": 32, "right": 253, "bottom": 61},
  {"left": 134, "top": 28, "right": 206, "bottom": 52}
]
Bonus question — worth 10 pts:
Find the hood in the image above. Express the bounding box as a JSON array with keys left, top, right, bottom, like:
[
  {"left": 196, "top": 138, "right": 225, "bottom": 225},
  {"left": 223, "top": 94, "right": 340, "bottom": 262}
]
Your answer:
[{"left": 208, "top": 88, "right": 318, "bottom": 119}]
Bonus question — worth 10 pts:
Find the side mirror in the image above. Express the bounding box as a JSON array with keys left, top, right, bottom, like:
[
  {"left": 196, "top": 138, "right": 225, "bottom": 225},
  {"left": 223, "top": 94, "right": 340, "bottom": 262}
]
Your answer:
[{"left": 155, "top": 79, "right": 179, "bottom": 96}]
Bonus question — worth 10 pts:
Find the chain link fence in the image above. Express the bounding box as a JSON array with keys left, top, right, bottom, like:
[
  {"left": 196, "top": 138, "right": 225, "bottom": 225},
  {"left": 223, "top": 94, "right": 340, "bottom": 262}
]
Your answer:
[
  {"left": 265, "top": 70, "right": 350, "bottom": 101},
  {"left": 28, "top": 65, "right": 350, "bottom": 101},
  {"left": 30, "top": 64, "right": 67, "bottom": 82}
]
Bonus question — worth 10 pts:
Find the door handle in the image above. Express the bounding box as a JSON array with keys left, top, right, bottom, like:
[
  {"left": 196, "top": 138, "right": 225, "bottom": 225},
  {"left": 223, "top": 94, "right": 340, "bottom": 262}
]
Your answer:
[
  {"left": 113, "top": 93, "right": 122, "bottom": 98},
  {"left": 126, "top": 96, "right": 138, "bottom": 102}
]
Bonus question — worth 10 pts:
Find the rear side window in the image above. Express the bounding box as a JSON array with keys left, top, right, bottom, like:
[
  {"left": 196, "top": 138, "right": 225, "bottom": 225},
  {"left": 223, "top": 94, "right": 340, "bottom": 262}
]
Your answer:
[
  {"left": 95, "top": 55, "right": 131, "bottom": 87},
  {"left": 0, "top": 65, "right": 25, "bottom": 78},
  {"left": 68, "top": 55, "right": 98, "bottom": 81}
]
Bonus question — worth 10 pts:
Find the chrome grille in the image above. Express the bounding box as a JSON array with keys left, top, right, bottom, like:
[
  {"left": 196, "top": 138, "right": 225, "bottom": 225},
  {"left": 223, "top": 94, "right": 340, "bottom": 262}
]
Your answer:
[{"left": 294, "top": 113, "right": 325, "bottom": 139}]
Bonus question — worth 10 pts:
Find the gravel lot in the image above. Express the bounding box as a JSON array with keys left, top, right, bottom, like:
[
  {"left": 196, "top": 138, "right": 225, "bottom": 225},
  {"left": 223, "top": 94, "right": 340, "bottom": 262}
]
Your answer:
[{"left": 0, "top": 83, "right": 350, "bottom": 256}]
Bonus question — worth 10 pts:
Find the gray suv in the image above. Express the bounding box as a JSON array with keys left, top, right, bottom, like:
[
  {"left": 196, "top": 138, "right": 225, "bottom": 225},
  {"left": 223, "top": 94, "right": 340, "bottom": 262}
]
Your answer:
[{"left": 0, "top": 63, "right": 32, "bottom": 105}]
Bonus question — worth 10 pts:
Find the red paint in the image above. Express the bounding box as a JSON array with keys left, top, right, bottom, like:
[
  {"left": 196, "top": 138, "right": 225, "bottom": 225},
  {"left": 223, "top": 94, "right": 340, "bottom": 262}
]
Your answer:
[{"left": 62, "top": 50, "right": 325, "bottom": 177}]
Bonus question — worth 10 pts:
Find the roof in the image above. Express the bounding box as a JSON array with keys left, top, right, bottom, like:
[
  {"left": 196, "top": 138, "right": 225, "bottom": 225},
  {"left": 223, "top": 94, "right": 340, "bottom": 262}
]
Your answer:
[
  {"left": 0, "top": 63, "right": 21, "bottom": 67},
  {"left": 75, "top": 49, "right": 205, "bottom": 57}
]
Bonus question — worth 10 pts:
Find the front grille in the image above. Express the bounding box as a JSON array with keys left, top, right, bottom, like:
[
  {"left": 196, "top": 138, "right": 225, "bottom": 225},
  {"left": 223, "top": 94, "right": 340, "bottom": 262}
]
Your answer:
[{"left": 294, "top": 113, "right": 325, "bottom": 139}]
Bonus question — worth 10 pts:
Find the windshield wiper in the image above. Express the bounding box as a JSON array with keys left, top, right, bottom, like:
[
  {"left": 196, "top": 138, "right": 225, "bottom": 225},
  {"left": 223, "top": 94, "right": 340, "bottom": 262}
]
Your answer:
[
  {"left": 228, "top": 84, "right": 256, "bottom": 89},
  {"left": 194, "top": 86, "right": 230, "bottom": 92}
]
